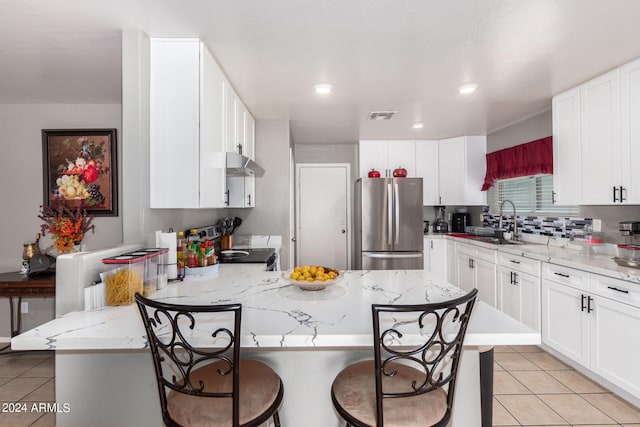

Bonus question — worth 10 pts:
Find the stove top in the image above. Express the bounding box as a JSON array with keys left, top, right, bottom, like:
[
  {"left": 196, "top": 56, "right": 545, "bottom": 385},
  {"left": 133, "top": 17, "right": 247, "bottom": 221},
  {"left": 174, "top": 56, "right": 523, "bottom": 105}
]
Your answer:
[{"left": 217, "top": 248, "right": 276, "bottom": 264}]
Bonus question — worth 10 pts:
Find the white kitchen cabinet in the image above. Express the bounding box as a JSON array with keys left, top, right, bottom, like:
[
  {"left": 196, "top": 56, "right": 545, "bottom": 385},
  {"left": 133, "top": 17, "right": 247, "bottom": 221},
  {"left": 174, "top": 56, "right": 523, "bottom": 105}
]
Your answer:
[
  {"left": 244, "top": 110, "right": 256, "bottom": 160},
  {"left": 437, "top": 136, "right": 486, "bottom": 206},
  {"left": 358, "top": 140, "right": 416, "bottom": 178},
  {"left": 150, "top": 38, "right": 226, "bottom": 208},
  {"left": 552, "top": 87, "right": 582, "bottom": 205},
  {"left": 619, "top": 58, "right": 640, "bottom": 203},
  {"left": 423, "top": 237, "right": 448, "bottom": 282},
  {"left": 415, "top": 140, "right": 440, "bottom": 205},
  {"left": 497, "top": 253, "right": 541, "bottom": 331},
  {"left": 580, "top": 70, "right": 621, "bottom": 204},
  {"left": 454, "top": 241, "right": 496, "bottom": 306}
]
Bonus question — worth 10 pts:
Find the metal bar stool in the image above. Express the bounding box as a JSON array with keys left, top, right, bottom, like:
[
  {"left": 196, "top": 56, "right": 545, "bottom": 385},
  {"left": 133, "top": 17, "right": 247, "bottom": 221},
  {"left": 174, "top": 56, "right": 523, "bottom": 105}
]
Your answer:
[
  {"left": 135, "top": 293, "right": 284, "bottom": 427},
  {"left": 331, "top": 289, "right": 478, "bottom": 427}
]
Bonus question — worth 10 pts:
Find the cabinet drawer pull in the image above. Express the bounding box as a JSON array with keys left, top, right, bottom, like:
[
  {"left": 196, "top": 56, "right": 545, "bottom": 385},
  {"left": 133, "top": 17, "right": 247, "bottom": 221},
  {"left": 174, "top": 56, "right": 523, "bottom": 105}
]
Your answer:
[
  {"left": 613, "top": 186, "right": 619, "bottom": 203},
  {"left": 581, "top": 294, "right": 586, "bottom": 312},
  {"left": 587, "top": 296, "right": 594, "bottom": 313},
  {"left": 607, "top": 286, "right": 629, "bottom": 294},
  {"left": 513, "top": 272, "right": 518, "bottom": 285},
  {"left": 509, "top": 259, "right": 521, "bottom": 264},
  {"left": 224, "top": 189, "right": 230, "bottom": 206},
  {"left": 554, "top": 272, "right": 570, "bottom": 278},
  {"left": 620, "top": 186, "right": 626, "bottom": 203}
]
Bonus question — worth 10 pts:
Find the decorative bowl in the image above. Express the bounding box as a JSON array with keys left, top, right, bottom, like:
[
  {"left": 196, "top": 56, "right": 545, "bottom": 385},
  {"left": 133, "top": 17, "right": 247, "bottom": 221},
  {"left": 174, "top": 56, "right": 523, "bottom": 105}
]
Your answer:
[{"left": 283, "top": 268, "right": 342, "bottom": 291}]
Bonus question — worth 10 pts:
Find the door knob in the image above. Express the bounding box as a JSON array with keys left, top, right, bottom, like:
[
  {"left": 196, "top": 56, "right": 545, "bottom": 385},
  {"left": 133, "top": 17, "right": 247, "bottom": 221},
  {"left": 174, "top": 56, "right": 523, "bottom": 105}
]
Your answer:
[{"left": 341, "top": 229, "right": 346, "bottom": 234}]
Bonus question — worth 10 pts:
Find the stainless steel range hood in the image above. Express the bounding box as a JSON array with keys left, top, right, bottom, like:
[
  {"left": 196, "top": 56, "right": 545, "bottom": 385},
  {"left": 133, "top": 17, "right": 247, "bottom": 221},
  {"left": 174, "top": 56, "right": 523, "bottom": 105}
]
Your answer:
[{"left": 226, "top": 152, "right": 265, "bottom": 177}]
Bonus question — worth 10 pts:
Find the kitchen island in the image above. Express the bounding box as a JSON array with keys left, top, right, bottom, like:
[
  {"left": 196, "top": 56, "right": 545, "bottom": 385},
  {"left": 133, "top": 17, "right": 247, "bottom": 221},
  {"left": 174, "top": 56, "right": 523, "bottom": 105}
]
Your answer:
[{"left": 12, "top": 266, "right": 539, "bottom": 427}]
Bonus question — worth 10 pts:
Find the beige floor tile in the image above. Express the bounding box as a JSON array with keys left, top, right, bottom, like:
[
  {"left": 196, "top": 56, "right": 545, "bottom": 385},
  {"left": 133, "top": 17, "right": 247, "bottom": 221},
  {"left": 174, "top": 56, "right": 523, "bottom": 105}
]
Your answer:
[
  {"left": 547, "top": 370, "right": 608, "bottom": 394},
  {"left": 622, "top": 424, "right": 640, "bottom": 427},
  {"left": 0, "top": 378, "right": 11, "bottom": 387},
  {"left": 494, "top": 345, "right": 517, "bottom": 353},
  {"left": 494, "top": 371, "right": 531, "bottom": 395},
  {"left": 582, "top": 393, "right": 640, "bottom": 423},
  {"left": 496, "top": 395, "right": 567, "bottom": 425},
  {"left": 492, "top": 397, "right": 520, "bottom": 425},
  {"left": 539, "top": 394, "right": 615, "bottom": 424},
  {"left": 510, "top": 371, "right": 571, "bottom": 394},
  {"left": 0, "top": 377, "right": 49, "bottom": 401},
  {"left": 512, "top": 345, "right": 544, "bottom": 353},
  {"left": 571, "top": 425, "right": 622, "bottom": 427},
  {"left": 21, "top": 359, "right": 54, "bottom": 378},
  {"left": 494, "top": 352, "right": 541, "bottom": 371},
  {"left": 521, "top": 352, "right": 569, "bottom": 370},
  {"left": 494, "top": 361, "right": 505, "bottom": 372},
  {"left": 0, "top": 404, "right": 43, "bottom": 426},
  {"left": 31, "top": 411, "right": 56, "bottom": 426},
  {"left": 22, "top": 379, "right": 54, "bottom": 402},
  {"left": 0, "top": 359, "right": 44, "bottom": 378}
]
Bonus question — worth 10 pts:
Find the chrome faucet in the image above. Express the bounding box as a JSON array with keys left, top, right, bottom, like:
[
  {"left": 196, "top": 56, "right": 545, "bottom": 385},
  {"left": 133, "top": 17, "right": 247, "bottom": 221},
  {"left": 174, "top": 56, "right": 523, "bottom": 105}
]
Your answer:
[{"left": 498, "top": 200, "right": 518, "bottom": 240}]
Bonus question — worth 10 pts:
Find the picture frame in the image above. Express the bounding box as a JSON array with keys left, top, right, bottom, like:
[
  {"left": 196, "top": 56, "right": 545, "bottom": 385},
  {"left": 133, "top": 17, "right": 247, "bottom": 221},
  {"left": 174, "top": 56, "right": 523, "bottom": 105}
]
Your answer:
[{"left": 42, "top": 129, "right": 118, "bottom": 217}]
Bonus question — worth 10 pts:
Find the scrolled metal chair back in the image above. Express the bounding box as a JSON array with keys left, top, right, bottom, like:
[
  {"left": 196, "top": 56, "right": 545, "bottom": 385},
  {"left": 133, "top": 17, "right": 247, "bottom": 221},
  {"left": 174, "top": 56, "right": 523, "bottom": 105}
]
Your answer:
[
  {"left": 135, "top": 293, "right": 242, "bottom": 427},
  {"left": 371, "top": 288, "right": 478, "bottom": 427}
]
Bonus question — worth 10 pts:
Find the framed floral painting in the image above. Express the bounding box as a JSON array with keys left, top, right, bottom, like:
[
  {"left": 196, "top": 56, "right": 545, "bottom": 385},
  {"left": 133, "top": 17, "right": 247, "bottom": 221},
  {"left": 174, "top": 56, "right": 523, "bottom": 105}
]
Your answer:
[{"left": 42, "top": 129, "right": 118, "bottom": 216}]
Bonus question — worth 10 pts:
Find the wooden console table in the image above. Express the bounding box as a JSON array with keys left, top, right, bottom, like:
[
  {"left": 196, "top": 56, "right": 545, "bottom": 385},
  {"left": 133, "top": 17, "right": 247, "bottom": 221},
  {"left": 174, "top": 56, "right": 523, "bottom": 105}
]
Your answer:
[{"left": 0, "top": 271, "right": 55, "bottom": 338}]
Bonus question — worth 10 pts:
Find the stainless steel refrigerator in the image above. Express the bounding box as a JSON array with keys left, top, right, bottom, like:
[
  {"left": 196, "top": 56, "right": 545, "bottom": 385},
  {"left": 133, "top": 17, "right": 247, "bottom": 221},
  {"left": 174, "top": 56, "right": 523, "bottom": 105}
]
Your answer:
[{"left": 354, "top": 178, "right": 424, "bottom": 270}]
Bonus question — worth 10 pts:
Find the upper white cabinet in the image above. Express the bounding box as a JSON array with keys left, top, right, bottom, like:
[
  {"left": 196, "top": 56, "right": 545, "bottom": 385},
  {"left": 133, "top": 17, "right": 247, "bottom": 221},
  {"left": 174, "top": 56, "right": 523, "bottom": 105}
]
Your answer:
[
  {"left": 150, "top": 38, "right": 226, "bottom": 208},
  {"left": 552, "top": 87, "right": 582, "bottom": 205},
  {"left": 580, "top": 70, "right": 620, "bottom": 204},
  {"left": 438, "top": 136, "right": 487, "bottom": 206},
  {"left": 358, "top": 140, "right": 416, "bottom": 178},
  {"left": 150, "top": 38, "right": 256, "bottom": 209},
  {"left": 415, "top": 140, "right": 440, "bottom": 205},
  {"left": 553, "top": 56, "right": 640, "bottom": 205}
]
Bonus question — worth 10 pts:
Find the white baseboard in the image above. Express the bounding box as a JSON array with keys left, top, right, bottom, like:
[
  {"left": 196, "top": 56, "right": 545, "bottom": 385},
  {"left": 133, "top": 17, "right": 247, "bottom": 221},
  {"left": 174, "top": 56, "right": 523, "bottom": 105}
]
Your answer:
[{"left": 0, "top": 337, "right": 10, "bottom": 343}]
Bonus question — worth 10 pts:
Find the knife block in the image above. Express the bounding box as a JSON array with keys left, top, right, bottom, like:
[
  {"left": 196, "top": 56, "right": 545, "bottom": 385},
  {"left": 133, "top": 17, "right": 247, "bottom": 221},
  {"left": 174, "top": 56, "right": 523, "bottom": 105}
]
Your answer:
[{"left": 221, "top": 235, "right": 233, "bottom": 250}]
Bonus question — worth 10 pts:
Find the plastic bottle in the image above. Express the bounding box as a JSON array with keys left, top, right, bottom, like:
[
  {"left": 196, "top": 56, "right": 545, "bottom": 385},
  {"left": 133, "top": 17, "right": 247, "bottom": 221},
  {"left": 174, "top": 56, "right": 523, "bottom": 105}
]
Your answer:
[
  {"left": 187, "top": 243, "right": 198, "bottom": 268},
  {"left": 205, "top": 240, "right": 215, "bottom": 265},
  {"left": 188, "top": 229, "right": 199, "bottom": 246},
  {"left": 176, "top": 231, "right": 187, "bottom": 277}
]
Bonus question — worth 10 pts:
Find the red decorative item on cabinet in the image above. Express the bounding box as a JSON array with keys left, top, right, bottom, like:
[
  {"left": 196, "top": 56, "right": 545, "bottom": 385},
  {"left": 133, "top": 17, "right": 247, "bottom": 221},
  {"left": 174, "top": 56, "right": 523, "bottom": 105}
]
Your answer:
[
  {"left": 368, "top": 169, "right": 381, "bottom": 178},
  {"left": 392, "top": 167, "right": 407, "bottom": 178}
]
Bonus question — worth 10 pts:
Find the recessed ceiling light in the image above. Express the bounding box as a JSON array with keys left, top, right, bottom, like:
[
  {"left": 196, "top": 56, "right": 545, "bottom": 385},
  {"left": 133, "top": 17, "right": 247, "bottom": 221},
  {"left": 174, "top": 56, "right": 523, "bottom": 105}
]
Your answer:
[
  {"left": 458, "top": 83, "right": 478, "bottom": 94},
  {"left": 412, "top": 123, "right": 424, "bottom": 129},
  {"left": 314, "top": 84, "right": 333, "bottom": 95}
]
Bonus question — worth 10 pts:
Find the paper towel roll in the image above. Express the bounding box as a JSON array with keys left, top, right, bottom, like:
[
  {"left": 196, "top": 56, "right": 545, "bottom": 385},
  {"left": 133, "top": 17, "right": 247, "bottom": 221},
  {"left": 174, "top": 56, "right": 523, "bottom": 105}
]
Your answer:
[{"left": 156, "top": 230, "right": 177, "bottom": 280}]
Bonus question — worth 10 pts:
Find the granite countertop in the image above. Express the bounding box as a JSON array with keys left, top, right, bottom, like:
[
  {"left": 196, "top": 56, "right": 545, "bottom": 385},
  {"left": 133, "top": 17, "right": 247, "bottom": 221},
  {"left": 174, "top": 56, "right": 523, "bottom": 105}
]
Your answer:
[
  {"left": 439, "top": 233, "right": 640, "bottom": 284},
  {"left": 12, "top": 266, "right": 538, "bottom": 351}
]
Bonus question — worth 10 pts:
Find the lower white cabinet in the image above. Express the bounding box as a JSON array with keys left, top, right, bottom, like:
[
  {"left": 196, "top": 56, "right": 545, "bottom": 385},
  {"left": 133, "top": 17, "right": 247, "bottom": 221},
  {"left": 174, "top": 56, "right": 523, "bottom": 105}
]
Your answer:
[
  {"left": 497, "top": 253, "right": 541, "bottom": 331},
  {"left": 542, "top": 266, "right": 640, "bottom": 399},
  {"left": 423, "top": 237, "right": 448, "bottom": 282},
  {"left": 454, "top": 242, "right": 497, "bottom": 306}
]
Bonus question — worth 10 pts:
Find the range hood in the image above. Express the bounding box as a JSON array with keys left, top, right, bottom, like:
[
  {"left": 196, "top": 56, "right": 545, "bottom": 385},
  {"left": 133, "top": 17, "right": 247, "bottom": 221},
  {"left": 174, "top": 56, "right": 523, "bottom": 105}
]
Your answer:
[{"left": 226, "top": 152, "right": 265, "bottom": 177}]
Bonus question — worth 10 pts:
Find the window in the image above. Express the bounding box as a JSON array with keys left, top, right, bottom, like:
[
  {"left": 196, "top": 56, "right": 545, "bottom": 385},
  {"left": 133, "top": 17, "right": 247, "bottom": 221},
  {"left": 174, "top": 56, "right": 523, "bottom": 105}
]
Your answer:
[{"left": 488, "top": 175, "right": 579, "bottom": 216}]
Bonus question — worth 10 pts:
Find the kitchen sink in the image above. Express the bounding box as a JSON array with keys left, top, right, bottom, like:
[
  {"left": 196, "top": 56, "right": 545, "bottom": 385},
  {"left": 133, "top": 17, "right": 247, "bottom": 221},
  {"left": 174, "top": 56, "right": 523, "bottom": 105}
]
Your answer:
[{"left": 474, "top": 237, "right": 527, "bottom": 245}]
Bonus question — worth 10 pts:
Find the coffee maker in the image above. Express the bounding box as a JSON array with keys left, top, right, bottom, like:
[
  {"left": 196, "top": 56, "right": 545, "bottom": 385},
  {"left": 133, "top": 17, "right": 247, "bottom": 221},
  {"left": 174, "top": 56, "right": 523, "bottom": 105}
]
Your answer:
[
  {"left": 433, "top": 206, "right": 448, "bottom": 233},
  {"left": 451, "top": 213, "right": 471, "bottom": 233}
]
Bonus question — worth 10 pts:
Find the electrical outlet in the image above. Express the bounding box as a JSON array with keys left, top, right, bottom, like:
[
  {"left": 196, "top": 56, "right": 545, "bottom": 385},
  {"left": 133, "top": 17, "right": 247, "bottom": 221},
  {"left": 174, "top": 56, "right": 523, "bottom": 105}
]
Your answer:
[
  {"left": 20, "top": 301, "right": 28, "bottom": 314},
  {"left": 592, "top": 219, "right": 602, "bottom": 232}
]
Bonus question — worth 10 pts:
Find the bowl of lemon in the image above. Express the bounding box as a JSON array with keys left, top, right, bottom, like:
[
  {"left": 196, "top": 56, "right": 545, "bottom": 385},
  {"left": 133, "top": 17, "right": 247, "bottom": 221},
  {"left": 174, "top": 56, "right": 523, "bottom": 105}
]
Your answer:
[{"left": 284, "top": 265, "right": 341, "bottom": 291}]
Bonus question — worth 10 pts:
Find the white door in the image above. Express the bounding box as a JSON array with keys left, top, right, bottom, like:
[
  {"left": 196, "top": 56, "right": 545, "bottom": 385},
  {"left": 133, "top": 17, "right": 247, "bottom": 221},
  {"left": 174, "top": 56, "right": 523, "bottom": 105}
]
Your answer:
[
  {"left": 429, "top": 238, "right": 448, "bottom": 282},
  {"left": 620, "top": 58, "right": 640, "bottom": 203},
  {"left": 415, "top": 140, "right": 440, "bottom": 205},
  {"left": 518, "top": 271, "right": 541, "bottom": 332},
  {"left": 552, "top": 88, "right": 582, "bottom": 205},
  {"left": 497, "top": 267, "right": 520, "bottom": 322},
  {"left": 359, "top": 140, "right": 388, "bottom": 177},
  {"left": 386, "top": 141, "right": 416, "bottom": 177},
  {"left": 456, "top": 252, "right": 474, "bottom": 292},
  {"left": 541, "top": 280, "right": 590, "bottom": 367},
  {"left": 475, "top": 258, "right": 497, "bottom": 308},
  {"left": 438, "top": 137, "right": 465, "bottom": 205},
  {"left": 296, "top": 164, "right": 350, "bottom": 270}
]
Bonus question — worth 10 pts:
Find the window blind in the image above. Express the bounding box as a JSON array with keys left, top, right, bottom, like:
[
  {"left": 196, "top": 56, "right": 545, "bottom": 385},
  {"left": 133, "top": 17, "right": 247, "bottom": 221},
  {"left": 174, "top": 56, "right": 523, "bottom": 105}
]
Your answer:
[{"left": 488, "top": 175, "right": 579, "bottom": 216}]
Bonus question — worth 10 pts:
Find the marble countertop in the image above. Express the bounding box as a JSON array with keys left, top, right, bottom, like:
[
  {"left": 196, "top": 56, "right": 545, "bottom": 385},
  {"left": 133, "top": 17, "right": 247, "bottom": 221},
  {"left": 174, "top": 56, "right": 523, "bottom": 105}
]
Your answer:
[
  {"left": 12, "top": 267, "right": 538, "bottom": 351},
  {"left": 428, "top": 233, "right": 640, "bottom": 284}
]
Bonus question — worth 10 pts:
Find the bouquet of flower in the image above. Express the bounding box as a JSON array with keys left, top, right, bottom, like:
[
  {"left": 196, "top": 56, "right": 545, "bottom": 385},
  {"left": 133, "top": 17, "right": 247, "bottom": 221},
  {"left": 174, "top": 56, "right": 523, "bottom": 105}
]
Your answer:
[{"left": 38, "top": 205, "right": 95, "bottom": 254}]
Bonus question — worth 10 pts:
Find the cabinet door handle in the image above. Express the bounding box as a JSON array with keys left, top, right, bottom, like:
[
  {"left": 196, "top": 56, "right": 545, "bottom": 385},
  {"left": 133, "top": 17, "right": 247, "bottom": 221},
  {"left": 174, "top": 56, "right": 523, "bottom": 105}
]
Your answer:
[
  {"left": 237, "top": 143, "right": 243, "bottom": 155},
  {"left": 607, "top": 286, "right": 629, "bottom": 294},
  {"left": 513, "top": 272, "right": 518, "bottom": 285},
  {"left": 554, "top": 272, "right": 570, "bottom": 278},
  {"left": 509, "top": 259, "right": 520, "bottom": 264},
  {"left": 471, "top": 259, "right": 475, "bottom": 269},
  {"left": 620, "top": 186, "right": 626, "bottom": 202},
  {"left": 613, "top": 186, "right": 619, "bottom": 203},
  {"left": 587, "top": 296, "right": 594, "bottom": 313},
  {"left": 581, "top": 294, "right": 586, "bottom": 312},
  {"left": 247, "top": 194, "right": 251, "bottom": 206},
  {"left": 430, "top": 241, "right": 433, "bottom": 249},
  {"left": 552, "top": 191, "right": 556, "bottom": 204},
  {"left": 224, "top": 190, "right": 230, "bottom": 206},
  {"left": 468, "top": 258, "right": 472, "bottom": 269},
  {"left": 510, "top": 271, "right": 514, "bottom": 284}
]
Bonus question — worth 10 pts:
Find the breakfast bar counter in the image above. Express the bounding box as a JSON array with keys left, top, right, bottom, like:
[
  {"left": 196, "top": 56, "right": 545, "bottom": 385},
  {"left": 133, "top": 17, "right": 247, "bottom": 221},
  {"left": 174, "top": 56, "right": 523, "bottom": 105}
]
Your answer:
[{"left": 12, "top": 267, "right": 540, "bottom": 427}]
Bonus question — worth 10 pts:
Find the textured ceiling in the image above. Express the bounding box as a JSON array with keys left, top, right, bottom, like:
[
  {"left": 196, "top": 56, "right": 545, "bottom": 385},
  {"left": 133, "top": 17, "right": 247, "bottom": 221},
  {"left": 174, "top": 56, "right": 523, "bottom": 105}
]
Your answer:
[{"left": 1, "top": 0, "right": 640, "bottom": 143}]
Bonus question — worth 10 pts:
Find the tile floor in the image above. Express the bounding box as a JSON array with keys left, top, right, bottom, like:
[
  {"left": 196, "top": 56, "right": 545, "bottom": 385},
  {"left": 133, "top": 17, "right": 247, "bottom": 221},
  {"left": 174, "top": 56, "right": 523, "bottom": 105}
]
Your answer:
[
  {"left": 493, "top": 345, "right": 640, "bottom": 427},
  {"left": 0, "top": 346, "right": 639, "bottom": 426}
]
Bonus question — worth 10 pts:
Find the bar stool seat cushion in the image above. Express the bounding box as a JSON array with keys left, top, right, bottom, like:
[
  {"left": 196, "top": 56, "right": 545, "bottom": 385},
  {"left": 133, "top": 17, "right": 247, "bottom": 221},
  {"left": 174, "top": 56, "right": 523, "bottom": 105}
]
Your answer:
[
  {"left": 332, "top": 360, "right": 447, "bottom": 427},
  {"left": 167, "top": 359, "right": 281, "bottom": 427}
]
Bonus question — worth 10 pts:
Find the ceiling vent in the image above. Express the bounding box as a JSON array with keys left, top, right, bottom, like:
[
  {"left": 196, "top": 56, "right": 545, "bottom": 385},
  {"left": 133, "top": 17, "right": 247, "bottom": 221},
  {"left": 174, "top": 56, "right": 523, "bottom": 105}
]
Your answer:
[{"left": 368, "top": 111, "right": 397, "bottom": 121}]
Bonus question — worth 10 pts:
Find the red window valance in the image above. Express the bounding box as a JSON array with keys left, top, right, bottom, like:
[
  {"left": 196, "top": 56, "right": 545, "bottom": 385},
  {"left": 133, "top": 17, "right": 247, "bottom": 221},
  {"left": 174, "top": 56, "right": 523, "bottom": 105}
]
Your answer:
[{"left": 481, "top": 136, "right": 553, "bottom": 191}]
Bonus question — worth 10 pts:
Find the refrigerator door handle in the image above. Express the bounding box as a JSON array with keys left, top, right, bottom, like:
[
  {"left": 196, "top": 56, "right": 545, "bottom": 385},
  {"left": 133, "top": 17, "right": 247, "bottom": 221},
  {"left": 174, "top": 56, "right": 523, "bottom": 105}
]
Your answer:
[
  {"left": 394, "top": 182, "right": 400, "bottom": 245},
  {"left": 363, "top": 253, "right": 423, "bottom": 259},
  {"left": 387, "top": 182, "right": 393, "bottom": 246}
]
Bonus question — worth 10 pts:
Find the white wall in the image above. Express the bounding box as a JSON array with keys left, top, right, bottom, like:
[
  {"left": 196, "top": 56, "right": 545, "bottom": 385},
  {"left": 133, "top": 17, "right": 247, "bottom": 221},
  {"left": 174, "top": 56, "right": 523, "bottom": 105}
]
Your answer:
[{"left": 0, "top": 103, "right": 123, "bottom": 337}]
